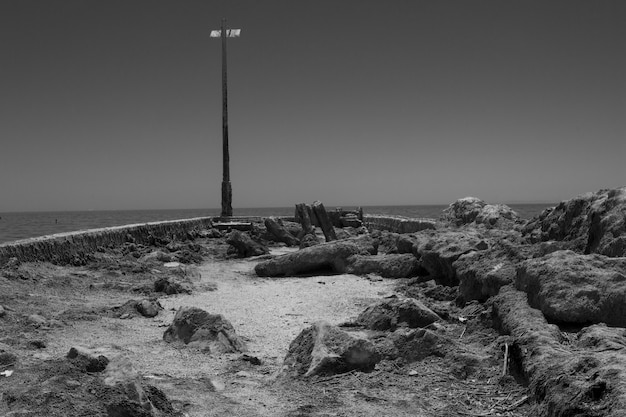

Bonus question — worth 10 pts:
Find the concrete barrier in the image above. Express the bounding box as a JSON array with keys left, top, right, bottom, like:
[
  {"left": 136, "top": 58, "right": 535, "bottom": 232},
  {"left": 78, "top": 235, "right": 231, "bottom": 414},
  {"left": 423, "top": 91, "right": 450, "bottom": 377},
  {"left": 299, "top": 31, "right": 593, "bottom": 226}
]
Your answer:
[
  {"left": 0, "top": 217, "right": 216, "bottom": 265},
  {"left": 364, "top": 215, "right": 438, "bottom": 234}
]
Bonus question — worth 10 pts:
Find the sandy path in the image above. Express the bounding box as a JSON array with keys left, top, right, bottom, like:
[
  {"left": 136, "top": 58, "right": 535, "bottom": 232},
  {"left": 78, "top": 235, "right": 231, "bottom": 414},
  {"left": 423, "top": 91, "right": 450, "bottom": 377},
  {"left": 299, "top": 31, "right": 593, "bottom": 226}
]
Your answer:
[{"left": 40, "top": 249, "right": 397, "bottom": 415}]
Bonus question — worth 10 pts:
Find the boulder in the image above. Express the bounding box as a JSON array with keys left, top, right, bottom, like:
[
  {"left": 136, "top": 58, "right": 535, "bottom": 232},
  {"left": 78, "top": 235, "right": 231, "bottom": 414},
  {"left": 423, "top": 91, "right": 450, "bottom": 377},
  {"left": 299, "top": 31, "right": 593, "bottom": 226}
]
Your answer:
[
  {"left": 453, "top": 238, "right": 531, "bottom": 302},
  {"left": 524, "top": 186, "right": 626, "bottom": 257},
  {"left": 67, "top": 346, "right": 110, "bottom": 372},
  {"left": 356, "top": 296, "right": 441, "bottom": 331},
  {"left": 254, "top": 236, "right": 377, "bottom": 277},
  {"left": 163, "top": 306, "right": 246, "bottom": 353},
  {"left": 283, "top": 321, "right": 380, "bottom": 377},
  {"left": 371, "top": 230, "right": 401, "bottom": 254},
  {"left": 102, "top": 357, "right": 177, "bottom": 417},
  {"left": 28, "top": 314, "right": 48, "bottom": 327},
  {"left": 455, "top": 251, "right": 517, "bottom": 302},
  {"left": 136, "top": 299, "right": 161, "bottom": 318},
  {"left": 378, "top": 328, "right": 447, "bottom": 362},
  {"left": 441, "top": 197, "right": 521, "bottom": 229},
  {"left": 264, "top": 217, "right": 300, "bottom": 246},
  {"left": 576, "top": 324, "right": 626, "bottom": 351},
  {"left": 345, "top": 254, "right": 422, "bottom": 278},
  {"left": 153, "top": 276, "right": 192, "bottom": 295},
  {"left": 516, "top": 250, "right": 626, "bottom": 326},
  {"left": 414, "top": 230, "right": 489, "bottom": 286},
  {"left": 397, "top": 234, "right": 421, "bottom": 254},
  {"left": 0, "top": 344, "right": 17, "bottom": 367},
  {"left": 226, "top": 230, "right": 269, "bottom": 257},
  {"left": 299, "top": 233, "right": 320, "bottom": 249}
]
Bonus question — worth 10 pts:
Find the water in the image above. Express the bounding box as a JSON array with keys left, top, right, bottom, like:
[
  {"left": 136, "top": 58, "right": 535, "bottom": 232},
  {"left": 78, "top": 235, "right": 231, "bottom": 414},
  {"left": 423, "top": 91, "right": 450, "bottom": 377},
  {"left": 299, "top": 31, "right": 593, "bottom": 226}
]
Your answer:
[{"left": 0, "top": 204, "right": 553, "bottom": 245}]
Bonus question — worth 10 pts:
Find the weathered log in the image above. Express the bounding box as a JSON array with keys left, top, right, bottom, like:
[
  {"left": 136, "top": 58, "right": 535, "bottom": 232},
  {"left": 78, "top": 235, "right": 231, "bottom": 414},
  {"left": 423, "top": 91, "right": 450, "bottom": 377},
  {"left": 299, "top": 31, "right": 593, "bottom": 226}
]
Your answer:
[
  {"left": 312, "top": 201, "right": 337, "bottom": 242},
  {"left": 307, "top": 204, "right": 319, "bottom": 227},
  {"left": 254, "top": 236, "right": 376, "bottom": 277},
  {"left": 264, "top": 217, "right": 300, "bottom": 247},
  {"left": 295, "top": 203, "right": 315, "bottom": 235},
  {"left": 225, "top": 230, "right": 269, "bottom": 257}
]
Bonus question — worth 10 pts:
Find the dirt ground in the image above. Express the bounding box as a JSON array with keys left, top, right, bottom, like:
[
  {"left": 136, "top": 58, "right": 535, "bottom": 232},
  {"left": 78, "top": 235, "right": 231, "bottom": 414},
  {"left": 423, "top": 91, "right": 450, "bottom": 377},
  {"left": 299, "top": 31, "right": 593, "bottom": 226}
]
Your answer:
[{"left": 0, "top": 235, "right": 531, "bottom": 417}]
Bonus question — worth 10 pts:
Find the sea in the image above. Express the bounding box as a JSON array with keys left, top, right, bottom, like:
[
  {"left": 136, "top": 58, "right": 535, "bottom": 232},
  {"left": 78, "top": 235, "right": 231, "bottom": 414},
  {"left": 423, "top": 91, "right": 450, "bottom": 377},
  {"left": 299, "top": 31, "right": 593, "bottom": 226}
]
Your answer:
[{"left": 0, "top": 204, "right": 553, "bottom": 245}]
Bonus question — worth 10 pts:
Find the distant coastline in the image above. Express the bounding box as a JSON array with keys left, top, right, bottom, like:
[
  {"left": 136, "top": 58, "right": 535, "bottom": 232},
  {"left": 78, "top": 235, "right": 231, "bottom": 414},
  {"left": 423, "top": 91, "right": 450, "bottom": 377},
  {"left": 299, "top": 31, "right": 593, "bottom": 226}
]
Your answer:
[{"left": 0, "top": 203, "right": 553, "bottom": 244}]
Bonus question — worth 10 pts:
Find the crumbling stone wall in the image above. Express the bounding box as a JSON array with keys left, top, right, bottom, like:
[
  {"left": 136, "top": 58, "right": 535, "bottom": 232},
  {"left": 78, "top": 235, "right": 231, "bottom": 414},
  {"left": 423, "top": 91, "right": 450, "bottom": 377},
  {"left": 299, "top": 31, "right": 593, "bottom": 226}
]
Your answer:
[{"left": 0, "top": 217, "right": 215, "bottom": 264}]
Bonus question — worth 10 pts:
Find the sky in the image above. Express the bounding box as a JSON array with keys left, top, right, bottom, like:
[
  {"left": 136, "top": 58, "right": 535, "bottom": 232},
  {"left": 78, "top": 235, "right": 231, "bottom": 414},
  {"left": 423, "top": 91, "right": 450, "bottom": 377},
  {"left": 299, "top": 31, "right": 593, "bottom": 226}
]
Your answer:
[{"left": 0, "top": 0, "right": 624, "bottom": 212}]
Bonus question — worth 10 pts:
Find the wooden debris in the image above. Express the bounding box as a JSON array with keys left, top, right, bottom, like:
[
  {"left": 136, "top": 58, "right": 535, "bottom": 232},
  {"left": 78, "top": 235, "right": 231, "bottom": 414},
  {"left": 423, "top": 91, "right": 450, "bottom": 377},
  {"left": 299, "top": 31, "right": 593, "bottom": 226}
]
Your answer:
[{"left": 312, "top": 200, "right": 337, "bottom": 242}]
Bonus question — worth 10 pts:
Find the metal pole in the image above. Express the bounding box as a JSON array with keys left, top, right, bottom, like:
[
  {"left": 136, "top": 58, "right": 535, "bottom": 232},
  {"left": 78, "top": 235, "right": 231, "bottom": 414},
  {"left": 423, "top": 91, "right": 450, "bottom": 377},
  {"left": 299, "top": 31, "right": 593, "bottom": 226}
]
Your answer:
[{"left": 221, "top": 18, "right": 233, "bottom": 217}]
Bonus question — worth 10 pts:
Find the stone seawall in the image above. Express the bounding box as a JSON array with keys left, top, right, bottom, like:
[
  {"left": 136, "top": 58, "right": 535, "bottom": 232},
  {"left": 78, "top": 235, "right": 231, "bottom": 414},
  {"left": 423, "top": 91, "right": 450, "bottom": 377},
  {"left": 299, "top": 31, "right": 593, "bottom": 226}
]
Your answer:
[
  {"left": 364, "top": 215, "right": 438, "bottom": 234},
  {"left": 0, "top": 217, "right": 215, "bottom": 265}
]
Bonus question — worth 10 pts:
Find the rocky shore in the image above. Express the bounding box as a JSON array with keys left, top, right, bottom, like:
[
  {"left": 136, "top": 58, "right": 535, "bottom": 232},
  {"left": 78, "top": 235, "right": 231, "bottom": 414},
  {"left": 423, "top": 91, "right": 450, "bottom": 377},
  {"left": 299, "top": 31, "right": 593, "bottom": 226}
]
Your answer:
[{"left": 1, "top": 186, "right": 625, "bottom": 416}]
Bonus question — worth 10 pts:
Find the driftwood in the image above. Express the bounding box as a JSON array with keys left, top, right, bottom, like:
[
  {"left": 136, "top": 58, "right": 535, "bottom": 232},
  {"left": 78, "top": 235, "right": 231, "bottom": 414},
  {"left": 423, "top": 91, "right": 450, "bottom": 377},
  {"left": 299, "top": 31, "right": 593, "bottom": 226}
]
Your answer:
[
  {"left": 295, "top": 203, "right": 315, "bottom": 235},
  {"left": 254, "top": 236, "right": 376, "bottom": 277},
  {"left": 264, "top": 217, "right": 300, "bottom": 247},
  {"left": 225, "top": 230, "right": 269, "bottom": 257},
  {"left": 312, "top": 201, "right": 337, "bottom": 242}
]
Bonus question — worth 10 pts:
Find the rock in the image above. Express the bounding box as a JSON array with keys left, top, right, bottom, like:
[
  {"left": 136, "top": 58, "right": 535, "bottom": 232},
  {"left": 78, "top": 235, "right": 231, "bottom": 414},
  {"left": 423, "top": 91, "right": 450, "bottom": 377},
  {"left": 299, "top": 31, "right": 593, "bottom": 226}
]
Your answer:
[
  {"left": 397, "top": 234, "right": 420, "bottom": 254},
  {"left": 345, "top": 253, "right": 422, "bottom": 278},
  {"left": 491, "top": 286, "right": 626, "bottom": 417},
  {"left": 381, "top": 328, "right": 447, "bottom": 362},
  {"left": 163, "top": 306, "right": 246, "bottom": 353},
  {"left": 153, "top": 276, "right": 192, "bottom": 295},
  {"left": 241, "top": 354, "right": 262, "bottom": 365},
  {"left": 371, "top": 230, "right": 401, "bottom": 254},
  {"left": 414, "top": 230, "right": 489, "bottom": 286},
  {"left": 3, "top": 257, "right": 20, "bottom": 269},
  {"left": 516, "top": 250, "right": 626, "bottom": 326},
  {"left": 524, "top": 186, "right": 626, "bottom": 257},
  {"left": 299, "top": 233, "right": 320, "bottom": 249},
  {"left": 67, "top": 346, "right": 110, "bottom": 372},
  {"left": 139, "top": 250, "right": 172, "bottom": 264},
  {"left": 335, "top": 228, "right": 352, "bottom": 240},
  {"left": 454, "top": 250, "right": 518, "bottom": 302},
  {"left": 283, "top": 321, "right": 380, "bottom": 377},
  {"left": 136, "top": 299, "right": 161, "bottom": 318},
  {"left": 226, "top": 230, "right": 269, "bottom": 257},
  {"left": 27, "top": 314, "right": 48, "bottom": 327},
  {"left": 577, "top": 324, "right": 626, "bottom": 351},
  {"left": 165, "top": 242, "right": 184, "bottom": 253},
  {"left": 264, "top": 217, "right": 300, "bottom": 246},
  {"left": 281, "top": 221, "right": 304, "bottom": 239},
  {"left": 475, "top": 204, "right": 521, "bottom": 227},
  {"left": 0, "top": 344, "right": 17, "bottom": 366},
  {"left": 254, "top": 236, "right": 377, "bottom": 277},
  {"left": 356, "top": 296, "right": 441, "bottom": 331},
  {"left": 441, "top": 197, "right": 521, "bottom": 228},
  {"left": 441, "top": 197, "right": 486, "bottom": 225},
  {"left": 102, "top": 357, "right": 176, "bottom": 417},
  {"left": 198, "top": 228, "right": 223, "bottom": 238},
  {"left": 0, "top": 305, "right": 5, "bottom": 317}
]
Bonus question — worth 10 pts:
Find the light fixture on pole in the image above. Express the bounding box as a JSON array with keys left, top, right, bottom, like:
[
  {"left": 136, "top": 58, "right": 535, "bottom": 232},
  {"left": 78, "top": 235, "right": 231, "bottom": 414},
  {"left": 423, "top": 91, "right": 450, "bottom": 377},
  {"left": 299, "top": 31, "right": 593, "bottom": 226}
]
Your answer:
[{"left": 211, "top": 19, "right": 240, "bottom": 217}]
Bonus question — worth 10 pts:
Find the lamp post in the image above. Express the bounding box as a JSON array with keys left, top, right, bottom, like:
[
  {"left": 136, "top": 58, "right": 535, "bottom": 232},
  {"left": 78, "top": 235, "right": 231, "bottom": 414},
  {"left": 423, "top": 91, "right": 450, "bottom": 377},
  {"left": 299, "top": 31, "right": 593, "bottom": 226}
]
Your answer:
[{"left": 211, "top": 19, "right": 240, "bottom": 217}]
